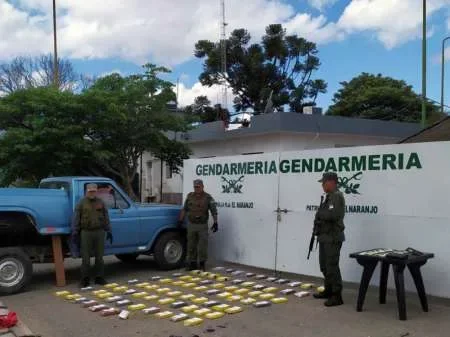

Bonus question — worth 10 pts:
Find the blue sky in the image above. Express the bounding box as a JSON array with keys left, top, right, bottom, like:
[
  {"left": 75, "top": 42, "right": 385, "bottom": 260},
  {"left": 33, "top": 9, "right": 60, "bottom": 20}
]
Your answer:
[{"left": 1, "top": 0, "right": 450, "bottom": 113}]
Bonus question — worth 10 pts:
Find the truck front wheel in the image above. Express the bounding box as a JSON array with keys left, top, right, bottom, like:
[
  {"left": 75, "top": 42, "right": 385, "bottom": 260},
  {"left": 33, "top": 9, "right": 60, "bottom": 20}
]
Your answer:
[
  {"left": 153, "top": 232, "right": 186, "bottom": 270},
  {"left": 0, "top": 247, "right": 32, "bottom": 295}
]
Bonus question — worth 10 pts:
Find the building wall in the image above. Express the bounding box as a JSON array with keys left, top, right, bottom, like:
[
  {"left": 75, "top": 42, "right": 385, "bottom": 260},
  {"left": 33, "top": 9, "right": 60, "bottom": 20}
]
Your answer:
[{"left": 138, "top": 132, "right": 401, "bottom": 203}]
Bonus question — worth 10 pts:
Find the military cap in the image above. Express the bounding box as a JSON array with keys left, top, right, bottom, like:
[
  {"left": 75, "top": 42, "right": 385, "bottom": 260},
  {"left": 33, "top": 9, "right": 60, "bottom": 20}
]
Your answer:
[
  {"left": 193, "top": 179, "right": 203, "bottom": 186},
  {"left": 86, "top": 183, "right": 98, "bottom": 192},
  {"left": 318, "top": 172, "right": 338, "bottom": 183}
]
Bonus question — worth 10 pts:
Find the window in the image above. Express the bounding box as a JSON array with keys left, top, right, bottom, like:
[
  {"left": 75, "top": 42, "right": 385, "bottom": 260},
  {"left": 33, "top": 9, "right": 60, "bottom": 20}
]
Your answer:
[
  {"left": 166, "top": 163, "right": 173, "bottom": 179},
  {"left": 84, "top": 183, "right": 130, "bottom": 209},
  {"left": 39, "top": 181, "right": 70, "bottom": 191}
]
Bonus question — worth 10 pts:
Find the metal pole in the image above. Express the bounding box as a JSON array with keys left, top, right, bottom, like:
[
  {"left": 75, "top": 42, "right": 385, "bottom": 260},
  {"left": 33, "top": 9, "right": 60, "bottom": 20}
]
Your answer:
[
  {"left": 441, "top": 37, "right": 450, "bottom": 114},
  {"left": 421, "top": 0, "right": 427, "bottom": 127},
  {"left": 52, "top": 0, "right": 59, "bottom": 88}
]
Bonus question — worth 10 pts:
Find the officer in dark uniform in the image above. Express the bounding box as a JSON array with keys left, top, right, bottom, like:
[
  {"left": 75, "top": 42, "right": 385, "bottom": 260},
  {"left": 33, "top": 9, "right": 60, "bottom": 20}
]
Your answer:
[
  {"left": 313, "top": 172, "right": 345, "bottom": 306},
  {"left": 178, "top": 179, "right": 218, "bottom": 271},
  {"left": 72, "top": 183, "right": 113, "bottom": 288}
]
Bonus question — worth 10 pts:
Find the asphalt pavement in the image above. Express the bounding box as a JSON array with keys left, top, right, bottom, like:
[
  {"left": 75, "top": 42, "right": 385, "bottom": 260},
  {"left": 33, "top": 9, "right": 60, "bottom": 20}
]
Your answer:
[{"left": 3, "top": 256, "right": 450, "bottom": 337}]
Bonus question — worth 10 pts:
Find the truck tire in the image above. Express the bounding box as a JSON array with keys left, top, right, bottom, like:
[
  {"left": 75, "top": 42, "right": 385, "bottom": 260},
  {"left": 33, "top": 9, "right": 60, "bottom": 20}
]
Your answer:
[
  {"left": 153, "top": 232, "right": 186, "bottom": 270},
  {"left": 0, "top": 247, "right": 32, "bottom": 295},
  {"left": 115, "top": 253, "right": 140, "bottom": 263}
]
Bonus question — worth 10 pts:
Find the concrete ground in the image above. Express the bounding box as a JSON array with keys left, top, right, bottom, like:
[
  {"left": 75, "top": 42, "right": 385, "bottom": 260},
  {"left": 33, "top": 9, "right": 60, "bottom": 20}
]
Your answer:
[{"left": 3, "top": 256, "right": 450, "bottom": 337}]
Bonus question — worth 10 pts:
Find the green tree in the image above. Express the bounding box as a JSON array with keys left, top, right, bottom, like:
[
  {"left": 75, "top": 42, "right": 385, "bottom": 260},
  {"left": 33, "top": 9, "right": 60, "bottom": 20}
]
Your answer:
[
  {"left": 184, "top": 95, "right": 230, "bottom": 124},
  {"left": 80, "top": 64, "right": 191, "bottom": 199},
  {"left": 194, "top": 24, "right": 327, "bottom": 114},
  {"left": 327, "top": 73, "right": 444, "bottom": 124},
  {"left": 0, "top": 87, "right": 92, "bottom": 186}
]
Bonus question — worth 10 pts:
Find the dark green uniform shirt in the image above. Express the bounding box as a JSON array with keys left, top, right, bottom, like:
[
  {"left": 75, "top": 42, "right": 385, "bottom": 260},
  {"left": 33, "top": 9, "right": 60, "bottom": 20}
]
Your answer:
[
  {"left": 314, "top": 189, "right": 346, "bottom": 243},
  {"left": 72, "top": 197, "right": 111, "bottom": 233},
  {"left": 183, "top": 192, "right": 217, "bottom": 224}
]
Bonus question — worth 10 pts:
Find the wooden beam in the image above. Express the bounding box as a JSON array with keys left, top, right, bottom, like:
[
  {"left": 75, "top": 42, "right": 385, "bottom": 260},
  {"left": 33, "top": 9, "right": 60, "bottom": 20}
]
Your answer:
[{"left": 51, "top": 235, "right": 66, "bottom": 287}]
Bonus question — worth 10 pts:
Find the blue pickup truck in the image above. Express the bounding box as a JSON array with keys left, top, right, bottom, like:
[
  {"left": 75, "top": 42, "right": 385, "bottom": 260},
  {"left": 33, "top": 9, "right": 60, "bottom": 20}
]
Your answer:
[{"left": 0, "top": 176, "right": 185, "bottom": 294}]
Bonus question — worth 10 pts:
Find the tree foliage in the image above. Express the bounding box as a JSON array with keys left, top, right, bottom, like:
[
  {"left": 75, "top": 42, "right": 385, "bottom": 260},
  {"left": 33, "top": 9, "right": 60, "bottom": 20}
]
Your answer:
[
  {"left": 194, "top": 24, "right": 327, "bottom": 113},
  {"left": 183, "top": 96, "right": 230, "bottom": 124},
  {"left": 0, "top": 64, "right": 192, "bottom": 200},
  {"left": 327, "top": 73, "right": 445, "bottom": 124}
]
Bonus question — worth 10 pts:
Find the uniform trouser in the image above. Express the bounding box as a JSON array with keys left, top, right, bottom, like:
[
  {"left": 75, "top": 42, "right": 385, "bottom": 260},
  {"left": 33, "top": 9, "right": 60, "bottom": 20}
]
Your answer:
[
  {"left": 319, "top": 241, "right": 343, "bottom": 294},
  {"left": 81, "top": 229, "right": 105, "bottom": 279},
  {"left": 186, "top": 223, "right": 208, "bottom": 263}
]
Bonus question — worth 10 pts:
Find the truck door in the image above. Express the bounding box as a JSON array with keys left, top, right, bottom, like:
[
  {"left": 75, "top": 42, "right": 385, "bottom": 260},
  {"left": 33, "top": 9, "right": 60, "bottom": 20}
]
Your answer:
[{"left": 77, "top": 181, "right": 141, "bottom": 250}]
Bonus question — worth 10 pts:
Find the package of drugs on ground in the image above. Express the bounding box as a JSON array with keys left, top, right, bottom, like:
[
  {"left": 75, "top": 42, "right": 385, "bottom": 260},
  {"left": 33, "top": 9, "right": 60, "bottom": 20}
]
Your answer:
[
  {"left": 205, "top": 289, "right": 220, "bottom": 296},
  {"left": 224, "top": 285, "right": 239, "bottom": 292},
  {"left": 156, "top": 287, "right": 171, "bottom": 293},
  {"left": 200, "top": 279, "right": 213, "bottom": 285},
  {"left": 82, "top": 300, "right": 98, "bottom": 308},
  {"left": 145, "top": 285, "right": 159, "bottom": 290},
  {"left": 171, "top": 313, "right": 189, "bottom": 322},
  {"left": 127, "top": 279, "right": 139, "bottom": 284},
  {"left": 100, "top": 308, "right": 120, "bottom": 316},
  {"left": 159, "top": 278, "right": 173, "bottom": 284},
  {"left": 192, "top": 297, "right": 208, "bottom": 304},
  {"left": 225, "top": 268, "right": 234, "bottom": 273},
  {"left": 191, "top": 277, "right": 202, "bottom": 282},
  {"left": 231, "top": 270, "right": 244, "bottom": 276},
  {"left": 170, "top": 301, "right": 188, "bottom": 309},
  {"left": 89, "top": 304, "right": 108, "bottom": 312},
  {"left": 144, "top": 295, "right": 159, "bottom": 301},
  {"left": 97, "top": 292, "right": 114, "bottom": 299},
  {"left": 171, "top": 280, "right": 185, "bottom": 286},
  {"left": 151, "top": 276, "right": 161, "bottom": 281},
  {"left": 280, "top": 289, "right": 296, "bottom": 295},
  {"left": 66, "top": 294, "right": 83, "bottom": 300},
  {"left": 212, "top": 304, "right": 230, "bottom": 312},
  {"left": 240, "top": 298, "right": 256, "bottom": 305},
  {"left": 259, "top": 293, "right": 275, "bottom": 300},
  {"left": 106, "top": 296, "right": 123, "bottom": 303},
  {"left": 213, "top": 266, "right": 225, "bottom": 271},
  {"left": 248, "top": 291, "right": 263, "bottom": 297},
  {"left": 300, "top": 283, "right": 314, "bottom": 289},
  {"left": 118, "top": 310, "right": 130, "bottom": 320},
  {"left": 143, "top": 307, "right": 161, "bottom": 314},
  {"left": 203, "top": 300, "right": 220, "bottom": 307},
  {"left": 184, "top": 317, "right": 203, "bottom": 326},
  {"left": 155, "top": 311, "right": 174, "bottom": 319},
  {"left": 271, "top": 297, "right": 288, "bottom": 304},
  {"left": 288, "top": 281, "right": 302, "bottom": 287},
  {"left": 167, "top": 291, "right": 183, "bottom": 297},
  {"left": 226, "top": 295, "right": 242, "bottom": 302},
  {"left": 131, "top": 292, "right": 148, "bottom": 298},
  {"left": 231, "top": 279, "right": 244, "bottom": 285},
  {"left": 105, "top": 283, "right": 119, "bottom": 289},
  {"left": 113, "top": 286, "right": 128, "bottom": 293},
  {"left": 124, "top": 289, "right": 137, "bottom": 295},
  {"left": 182, "top": 283, "right": 196, "bottom": 288},
  {"left": 182, "top": 305, "right": 199, "bottom": 313},
  {"left": 81, "top": 286, "right": 94, "bottom": 291},
  {"left": 317, "top": 286, "right": 325, "bottom": 293},
  {"left": 266, "top": 277, "right": 278, "bottom": 282},
  {"left": 217, "top": 292, "right": 232, "bottom": 299},
  {"left": 294, "top": 291, "right": 311, "bottom": 298},
  {"left": 92, "top": 289, "right": 107, "bottom": 295},
  {"left": 241, "top": 281, "right": 255, "bottom": 288},
  {"left": 253, "top": 301, "right": 271, "bottom": 308},
  {"left": 252, "top": 285, "right": 266, "bottom": 291},
  {"left": 180, "top": 293, "right": 195, "bottom": 300},
  {"left": 263, "top": 287, "right": 278, "bottom": 293},
  {"left": 172, "top": 272, "right": 184, "bottom": 277},
  {"left": 180, "top": 275, "right": 193, "bottom": 281},
  {"left": 255, "top": 275, "right": 267, "bottom": 280},
  {"left": 74, "top": 297, "right": 88, "bottom": 303},
  {"left": 216, "top": 276, "right": 229, "bottom": 282},
  {"left": 194, "top": 286, "right": 208, "bottom": 292},
  {"left": 116, "top": 299, "right": 132, "bottom": 306},
  {"left": 158, "top": 297, "right": 175, "bottom": 305},
  {"left": 246, "top": 273, "right": 255, "bottom": 277},
  {"left": 205, "top": 311, "right": 225, "bottom": 319},
  {"left": 136, "top": 282, "right": 150, "bottom": 288},
  {"left": 234, "top": 288, "right": 250, "bottom": 295},
  {"left": 128, "top": 303, "right": 146, "bottom": 311},
  {"left": 211, "top": 283, "right": 225, "bottom": 289},
  {"left": 224, "top": 306, "right": 243, "bottom": 314},
  {"left": 193, "top": 308, "right": 211, "bottom": 316},
  {"left": 276, "top": 279, "right": 290, "bottom": 284},
  {"left": 55, "top": 290, "right": 70, "bottom": 297}
]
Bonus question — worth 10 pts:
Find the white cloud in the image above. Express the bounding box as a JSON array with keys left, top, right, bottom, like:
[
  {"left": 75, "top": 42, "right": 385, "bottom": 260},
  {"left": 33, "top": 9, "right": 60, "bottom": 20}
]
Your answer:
[
  {"left": 175, "top": 82, "right": 235, "bottom": 110},
  {"left": 2, "top": 0, "right": 341, "bottom": 65},
  {"left": 308, "top": 0, "right": 339, "bottom": 11},
  {"left": 285, "top": 13, "right": 344, "bottom": 44},
  {"left": 337, "top": 0, "right": 450, "bottom": 49}
]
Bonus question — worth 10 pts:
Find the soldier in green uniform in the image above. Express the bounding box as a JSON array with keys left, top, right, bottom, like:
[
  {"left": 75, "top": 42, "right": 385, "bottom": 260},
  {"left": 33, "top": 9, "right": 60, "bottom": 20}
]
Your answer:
[
  {"left": 178, "top": 179, "right": 218, "bottom": 271},
  {"left": 312, "top": 172, "right": 345, "bottom": 307},
  {"left": 72, "top": 183, "right": 113, "bottom": 288}
]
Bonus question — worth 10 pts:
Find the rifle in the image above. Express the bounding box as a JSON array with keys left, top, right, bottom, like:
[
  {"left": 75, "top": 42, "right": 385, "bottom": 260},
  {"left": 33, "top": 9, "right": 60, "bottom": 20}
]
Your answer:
[{"left": 307, "top": 195, "right": 324, "bottom": 260}]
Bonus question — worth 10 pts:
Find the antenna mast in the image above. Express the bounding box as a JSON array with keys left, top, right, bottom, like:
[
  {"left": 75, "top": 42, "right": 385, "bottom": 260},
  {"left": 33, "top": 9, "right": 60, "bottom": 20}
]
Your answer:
[{"left": 220, "top": 0, "right": 228, "bottom": 110}]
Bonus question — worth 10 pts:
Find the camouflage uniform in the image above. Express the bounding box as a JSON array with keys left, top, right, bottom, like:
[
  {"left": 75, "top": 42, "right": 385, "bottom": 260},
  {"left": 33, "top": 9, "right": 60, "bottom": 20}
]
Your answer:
[
  {"left": 314, "top": 173, "right": 346, "bottom": 306},
  {"left": 73, "top": 194, "right": 111, "bottom": 283},
  {"left": 183, "top": 191, "right": 217, "bottom": 265}
]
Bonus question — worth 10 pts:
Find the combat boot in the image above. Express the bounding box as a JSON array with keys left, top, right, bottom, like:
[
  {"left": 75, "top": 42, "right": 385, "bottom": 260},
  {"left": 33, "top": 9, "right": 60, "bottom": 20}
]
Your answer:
[
  {"left": 324, "top": 293, "right": 343, "bottom": 307},
  {"left": 80, "top": 277, "right": 90, "bottom": 288},
  {"left": 199, "top": 261, "right": 206, "bottom": 271}
]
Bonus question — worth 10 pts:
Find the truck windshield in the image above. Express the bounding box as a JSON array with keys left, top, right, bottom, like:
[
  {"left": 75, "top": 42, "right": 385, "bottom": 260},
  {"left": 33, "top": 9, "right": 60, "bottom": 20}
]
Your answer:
[{"left": 39, "top": 181, "right": 70, "bottom": 192}]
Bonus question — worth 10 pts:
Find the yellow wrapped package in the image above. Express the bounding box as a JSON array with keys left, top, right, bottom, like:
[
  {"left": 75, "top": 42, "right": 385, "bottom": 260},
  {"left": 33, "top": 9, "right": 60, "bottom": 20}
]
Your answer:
[
  {"left": 156, "top": 287, "right": 171, "bottom": 294},
  {"left": 92, "top": 289, "right": 107, "bottom": 295},
  {"left": 263, "top": 287, "right": 278, "bottom": 293},
  {"left": 104, "top": 283, "right": 119, "bottom": 289},
  {"left": 132, "top": 292, "right": 148, "bottom": 298},
  {"left": 159, "top": 278, "right": 172, "bottom": 284},
  {"left": 211, "top": 283, "right": 225, "bottom": 289},
  {"left": 128, "top": 304, "right": 146, "bottom": 311},
  {"left": 182, "top": 305, "right": 199, "bottom": 313},
  {"left": 145, "top": 285, "right": 159, "bottom": 291},
  {"left": 271, "top": 297, "right": 288, "bottom": 304},
  {"left": 216, "top": 276, "right": 229, "bottom": 282},
  {"left": 136, "top": 282, "right": 150, "bottom": 288},
  {"left": 241, "top": 282, "right": 255, "bottom": 287},
  {"left": 212, "top": 304, "right": 230, "bottom": 312},
  {"left": 180, "top": 275, "right": 193, "bottom": 281},
  {"left": 191, "top": 277, "right": 202, "bottom": 282},
  {"left": 194, "top": 286, "right": 208, "bottom": 292},
  {"left": 205, "top": 311, "right": 225, "bottom": 319},
  {"left": 182, "top": 283, "right": 196, "bottom": 288},
  {"left": 192, "top": 297, "right": 208, "bottom": 304},
  {"left": 317, "top": 286, "right": 325, "bottom": 293},
  {"left": 190, "top": 270, "right": 202, "bottom": 275},
  {"left": 234, "top": 288, "right": 250, "bottom": 295},
  {"left": 97, "top": 292, "right": 114, "bottom": 299},
  {"left": 172, "top": 280, "right": 185, "bottom": 286},
  {"left": 194, "top": 308, "right": 211, "bottom": 316},
  {"left": 66, "top": 294, "right": 82, "bottom": 300},
  {"left": 241, "top": 298, "right": 256, "bottom": 305},
  {"left": 158, "top": 298, "right": 175, "bottom": 305},
  {"left": 167, "top": 291, "right": 182, "bottom": 297},
  {"left": 227, "top": 295, "right": 242, "bottom": 302},
  {"left": 144, "top": 295, "right": 159, "bottom": 301},
  {"left": 259, "top": 293, "right": 275, "bottom": 300},
  {"left": 207, "top": 273, "right": 218, "bottom": 279},
  {"left": 301, "top": 283, "right": 314, "bottom": 289},
  {"left": 225, "top": 286, "right": 238, "bottom": 292},
  {"left": 180, "top": 294, "right": 195, "bottom": 300},
  {"left": 55, "top": 290, "right": 71, "bottom": 297},
  {"left": 248, "top": 291, "right": 263, "bottom": 297},
  {"left": 184, "top": 317, "right": 203, "bottom": 326},
  {"left": 155, "top": 311, "right": 174, "bottom": 319},
  {"left": 113, "top": 286, "right": 128, "bottom": 293},
  {"left": 217, "top": 292, "right": 232, "bottom": 299},
  {"left": 225, "top": 306, "right": 243, "bottom": 314}
]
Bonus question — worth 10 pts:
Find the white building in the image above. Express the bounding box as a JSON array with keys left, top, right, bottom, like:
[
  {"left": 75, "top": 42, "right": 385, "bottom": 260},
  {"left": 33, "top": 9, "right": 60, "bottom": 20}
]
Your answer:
[{"left": 139, "top": 112, "right": 421, "bottom": 204}]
